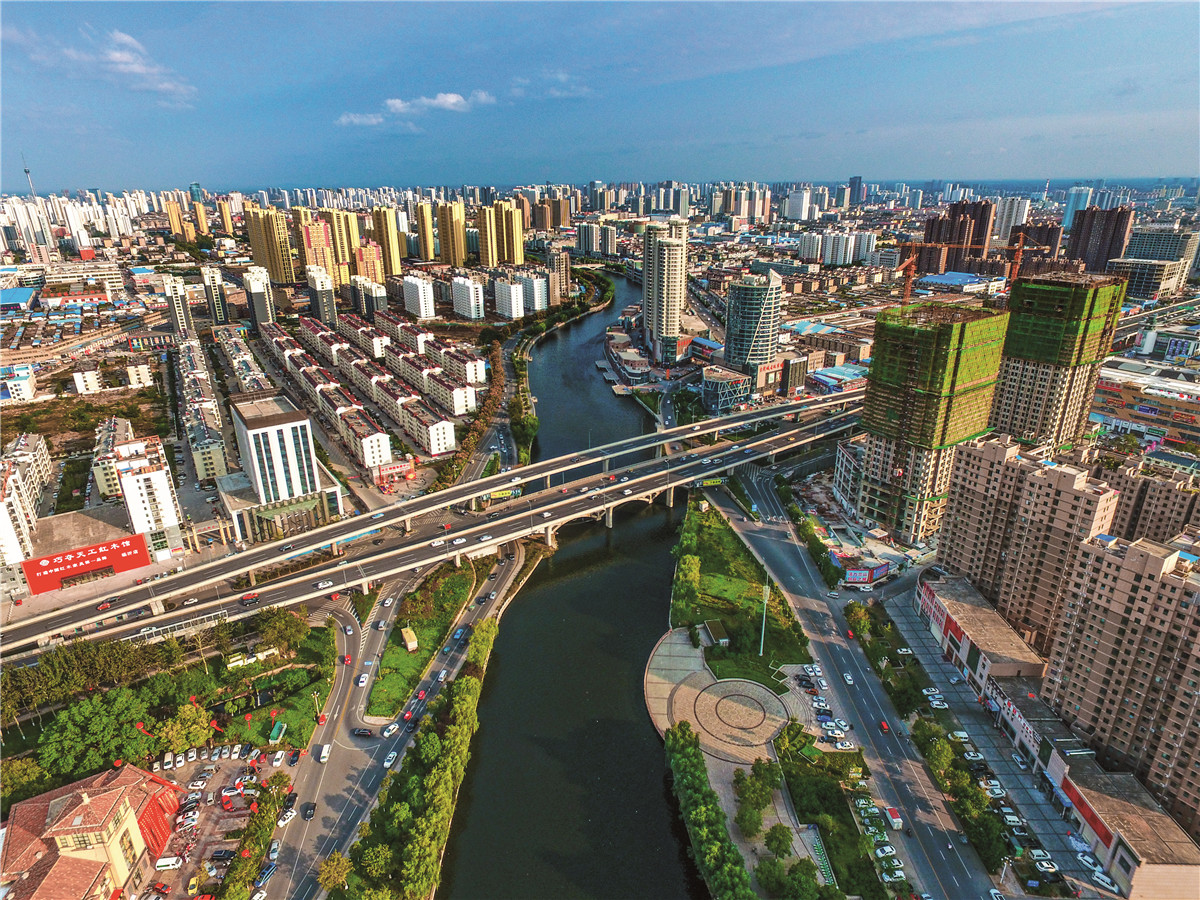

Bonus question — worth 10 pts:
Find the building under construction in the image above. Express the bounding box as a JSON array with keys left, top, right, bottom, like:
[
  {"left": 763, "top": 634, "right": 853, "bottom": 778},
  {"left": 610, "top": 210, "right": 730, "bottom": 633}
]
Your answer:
[
  {"left": 989, "top": 274, "right": 1126, "bottom": 447},
  {"left": 855, "top": 302, "right": 1009, "bottom": 544}
]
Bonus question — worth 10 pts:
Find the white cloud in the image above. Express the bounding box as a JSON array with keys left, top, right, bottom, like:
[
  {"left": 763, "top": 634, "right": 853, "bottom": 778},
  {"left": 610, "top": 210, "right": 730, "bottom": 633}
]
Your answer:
[
  {"left": 384, "top": 89, "right": 495, "bottom": 115},
  {"left": 5, "top": 25, "right": 196, "bottom": 105},
  {"left": 337, "top": 112, "right": 384, "bottom": 127}
]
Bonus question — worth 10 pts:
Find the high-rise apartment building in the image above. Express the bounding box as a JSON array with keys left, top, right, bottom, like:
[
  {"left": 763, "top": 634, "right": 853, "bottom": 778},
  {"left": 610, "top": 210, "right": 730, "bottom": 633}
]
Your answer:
[
  {"left": 1062, "top": 186, "right": 1094, "bottom": 230},
  {"left": 192, "top": 200, "right": 209, "bottom": 235},
  {"left": 848, "top": 175, "right": 863, "bottom": 206},
  {"left": 992, "top": 196, "right": 1030, "bottom": 242},
  {"left": 938, "top": 436, "right": 1119, "bottom": 653},
  {"left": 231, "top": 393, "right": 320, "bottom": 505},
  {"left": 245, "top": 205, "right": 296, "bottom": 284},
  {"left": 642, "top": 218, "right": 687, "bottom": 365},
  {"left": 724, "top": 271, "right": 782, "bottom": 377},
  {"left": 243, "top": 265, "right": 275, "bottom": 329},
  {"left": 495, "top": 199, "right": 524, "bottom": 265},
  {"left": 370, "top": 207, "right": 405, "bottom": 276},
  {"left": 477, "top": 205, "right": 499, "bottom": 267},
  {"left": 306, "top": 266, "right": 337, "bottom": 326},
  {"left": 318, "top": 207, "right": 360, "bottom": 275},
  {"left": 547, "top": 248, "right": 571, "bottom": 305},
  {"left": 353, "top": 240, "right": 385, "bottom": 284},
  {"left": 402, "top": 274, "right": 436, "bottom": 319},
  {"left": 201, "top": 266, "right": 229, "bottom": 326},
  {"left": 114, "top": 437, "right": 185, "bottom": 542},
  {"left": 164, "top": 274, "right": 193, "bottom": 334},
  {"left": 551, "top": 196, "right": 571, "bottom": 229},
  {"left": 856, "top": 303, "right": 1009, "bottom": 544},
  {"left": 600, "top": 225, "right": 618, "bottom": 257},
  {"left": 1065, "top": 207, "right": 1134, "bottom": 273},
  {"left": 451, "top": 275, "right": 484, "bottom": 320},
  {"left": 516, "top": 272, "right": 549, "bottom": 312},
  {"left": 217, "top": 199, "right": 234, "bottom": 235},
  {"left": 923, "top": 200, "right": 995, "bottom": 271},
  {"left": 1125, "top": 224, "right": 1200, "bottom": 266},
  {"left": 1043, "top": 527, "right": 1200, "bottom": 842},
  {"left": 300, "top": 219, "right": 345, "bottom": 289},
  {"left": 990, "top": 274, "right": 1126, "bottom": 446},
  {"left": 495, "top": 279, "right": 524, "bottom": 320},
  {"left": 576, "top": 222, "right": 601, "bottom": 257},
  {"left": 437, "top": 202, "right": 467, "bottom": 267},
  {"left": 415, "top": 202, "right": 436, "bottom": 261},
  {"left": 164, "top": 200, "right": 185, "bottom": 237},
  {"left": 348, "top": 274, "right": 387, "bottom": 321}
]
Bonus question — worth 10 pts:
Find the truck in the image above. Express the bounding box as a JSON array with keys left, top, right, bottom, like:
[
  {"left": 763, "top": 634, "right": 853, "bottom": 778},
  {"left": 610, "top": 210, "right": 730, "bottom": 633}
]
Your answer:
[{"left": 885, "top": 807, "right": 903, "bottom": 830}]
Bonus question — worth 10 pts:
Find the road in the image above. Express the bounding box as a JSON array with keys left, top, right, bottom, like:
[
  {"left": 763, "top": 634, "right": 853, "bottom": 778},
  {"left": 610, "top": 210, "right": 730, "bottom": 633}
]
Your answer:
[
  {"left": 274, "top": 542, "right": 526, "bottom": 900},
  {"left": 6, "top": 396, "right": 863, "bottom": 657},
  {"left": 706, "top": 483, "right": 997, "bottom": 899}
]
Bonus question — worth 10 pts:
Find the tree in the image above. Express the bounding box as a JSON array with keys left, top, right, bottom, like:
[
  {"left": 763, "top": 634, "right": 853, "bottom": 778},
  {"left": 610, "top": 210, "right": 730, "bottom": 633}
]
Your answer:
[
  {"left": 256, "top": 607, "right": 310, "bottom": 656},
  {"left": 765, "top": 823, "right": 793, "bottom": 858},
  {"left": 927, "top": 738, "right": 955, "bottom": 775},
  {"left": 755, "top": 857, "right": 789, "bottom": 896},
  {"left": 1, "top": 757, "right": 51, "bottom": 806},
  {"left": 735, "top": 802, "right": 762, "bottom": 838},
  {"left": 843, "top": 602, "right": 870, "bottom": 637},
  {"left": 414, "top": 731, "right": 442, "bottom": 770},
  {"left": 317, "top": 851, "right": 353, "bottom": 891},
  {"left": 751, "top": 758, "right": 783, "bottom": 791},
  {"left": 361, "top": 842, "right": 393, "bottom": 879},
  {"left": 38, "top": 688, "right": 156, "bottom": 777},
  {"left": 963, "top": 810, "right": 1007, "bottom": 872},
  {"left": 158, "top": 703, "right": 213, "bottom": 753}
]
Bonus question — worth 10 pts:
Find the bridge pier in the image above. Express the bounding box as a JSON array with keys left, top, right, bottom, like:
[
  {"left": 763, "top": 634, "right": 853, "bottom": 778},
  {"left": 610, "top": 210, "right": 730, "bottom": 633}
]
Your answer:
[
  {"left": 543, "top": 524, "right": 557, "bottom": 549},
  {"left": 602, "top": 458, "right": 610, "bottom": 473},
  {"left": 665, "top": 486, "right": 676, "bottom": 508},
  {"left": 453, "top": 552, "right": 462, "bottom": 568},
  {"left": 605, "top": 506, "right": 614, "bottom": 529},
  {"left": 359, "top": 579, "right": 370, "bottom": 594},
  {"left": 655, "top": 442, "right": 664, "bottom": 459}
]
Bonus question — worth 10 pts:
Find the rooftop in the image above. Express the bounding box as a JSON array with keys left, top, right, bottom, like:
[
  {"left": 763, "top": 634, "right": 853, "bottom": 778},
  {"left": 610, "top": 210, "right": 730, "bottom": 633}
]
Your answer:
[
  {"left": 924, "top": 573, "right": 1046, "bottom": 669},
  {"left": 231, "top": 393, "right": 307, "bottom": 428}
]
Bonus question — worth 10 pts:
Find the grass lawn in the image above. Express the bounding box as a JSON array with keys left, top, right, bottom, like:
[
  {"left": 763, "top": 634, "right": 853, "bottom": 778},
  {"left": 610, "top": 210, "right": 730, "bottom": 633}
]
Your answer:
[
  {"left": 0, "top": 389, "right": 168, "bottom": 455},
  {"left": 55, "top": 456, "right": 92, "bottom": 513},
  {"left": 351, "top": 589, "right": 377, "bottom": 624},
  {"left": 636, "top": 390, "right": 662, "bottom": 414},
  {"left": 672, "top": 501, "right": 810, "bottom": 693},
  {"left": 365, "top": 559, "right": 487, "bottom": 718}
]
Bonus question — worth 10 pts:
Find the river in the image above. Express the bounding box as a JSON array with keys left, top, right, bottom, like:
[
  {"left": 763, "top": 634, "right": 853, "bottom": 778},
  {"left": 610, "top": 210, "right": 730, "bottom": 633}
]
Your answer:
[{"left": 440, "top": 276, "right": 706, "bottom": 899}]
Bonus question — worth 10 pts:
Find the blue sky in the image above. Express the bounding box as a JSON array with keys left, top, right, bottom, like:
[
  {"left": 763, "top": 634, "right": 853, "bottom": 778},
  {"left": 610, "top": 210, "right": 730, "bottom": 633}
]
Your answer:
[{"left": 2, "top": 2, "right": 1196, "bottom": 193}]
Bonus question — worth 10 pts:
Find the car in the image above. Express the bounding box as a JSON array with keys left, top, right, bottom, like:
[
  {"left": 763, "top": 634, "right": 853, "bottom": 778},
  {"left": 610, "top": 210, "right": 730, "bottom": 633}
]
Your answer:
[
  {"left": 371, "top": 512, "right": 385, "bottom": 520},
  {"left": 834, "top": 741, "right": 855, "bottom": 751},
  {"left": 541, "top": 511, "right": 553, "bottom": 518},
  {"left": 979, "top": 779, "right": 1001, "bottom": 790},
  {"left": 1091, "top": 872, "right": 1120, "bottom": 893},
  {"left": 881, "top": 871, "right": 906, "bottom": 884},
  {"left": 271, "top": 750, "right": 286, "bottom": 767},
  {"left": 922, "top": 687, "right": 941, "bottom": 697},
  {"left": 488, "top": 591, "right": 497, "bottom": 600},
  {"left": 880, "top": 857, "right": 903, "bottom": 870},
  {"left": 241, "top": 592, "right": 259, "bottom": 602},
  {"left": 251, "top": 892, "right": 268, "bottom": 900},
  {"left": 896, "top": 647, "right": 914, "bottom": 655},
  {"left": 1011, "top": 752, "right": 1028, "bottom": 770},
  {"left": 382, "top": 723, "right": 400, "bottom": 738},
  {"left": 383, "top": 596, "right": 394, "bottom": 608},
  {"left": 174, "top": 753, "right": 185, "bottom": 769},
  {"left": 152, "top": 882, "right": 172, "bottom": 894},
  {"left": 443, "top": 645, "right": 452, "bottom": 654},
  {"left": 220, "top": 744, "right": 231, "bottom": 760},
  {"left": 175, "top": 813, "right": 199, "bottom": 827},
  {"left": 187, "top": 747, "right": 197, "bottom": 762},
  {"left": 211, "top": 849, "right": 237, "bottom": 861},
  {"left": 815, "top": 714, "right": 833, "bottom": 724},
  {"left": 383, "top": 751, "right": 397, "bottom": 768},
  {"left": 221, "top": 786, "right": 242, "bottom": 798},
  {"left": 344, "top": 654, "right": 352, "bottom": 665},
  {"left": 874, "top": 845, "right": 896, "bottom": 858},
  {"left": 803, "top": 665, "right": 816, "bottom": 676},
  {"left": 820, "top": 721, "right": 840, "bottom": 731},
  {"left": 402, "top": 709, "right": 414, "bottom": 721},
  {"left": 452, "top": 537, "right": 467, "bottom": 545},
  {"left": 949, "top": 675, "right": 962, "bottom": 684},
  {"left": 846, "top": 628, "right": 854, "bottom": 639},
  {"left": 827, "top": 728, "right": 845, "bottom": 738},
  {"left": 930, "top": 701, "right": 949, "bottom": 710},
  {"left": 478, "top": 534, "right": 493, "bottom": 542},
  {"left": 833, "top": 718, "right": 850, "bottom": 729},
  {"left": 96, "top": 601, "right": 113, "bottom": 611},
  {"left": 357, "top": 673, "right": 369, "bottom": 687},
  {"left": 827, "top": 590, "right": 840, "bottom": 598},
  {"left": 927, "top": 693, "right": 944, "bottom": 702},
  {"left": 880, "top": 720, "right": 889, "bottom": 733},
  {"left": 949, "top": 731, "right": 969, "bottom": 742},
  {"left": 816, "top": 678, "right": 828, "bottom": 690},
  {"left": 989, "top": 892, "right": 1006, "bottom": 900},
  {"left": 1076, "top": 851, "right": 1102, "bottom": 871},
  {"left": 453, "top": 628, "right": 465, "bottom": 640},
  {"left": 963, "top": 751, "right": 984, "bottom": 761},
  {"left": 373, "top": 539, "right": 385, "bottom": 545},
  {"left": 315, "top": 580, "right": 334, "bottom": 589},
  {"left": 187, "top": 780, "right": 207, "bottom": 790},
  {"left": 843, "top": 673, "right": 854, "bottom": 686},
  {"left": 268, "top": 838, "right": 280, "bottom": 861},
  {"left": 405, "top": 720, "right": 417, "bottom": 733},
  {"left": 303, "top": 802, "right": 316, "bottom": 820},
  {"left": 277, "top": 809, "right": 296, "bottom": 827},
  {"left": 288, "top": 749, "right": 301, "bottom": 766},
  {"left": 352, "top": 728, "right": 373, "bottom": 737},
  {"left": 284, "top": 792, "right": 298, "bottom": 811},
  {"left": 430, "top": 539, "right": 445, "bottom": 547},
  {"left": 231, "top": 744, "right": 243, "bottom": 760},
  {"left": 187, "top": 875, "right": 201, "bottom": 893},
  {"left": 985, "top": 787, "right": 1007, "bottom": 799},
  {"left": 344, "top": 625, "right": 353, "bottom": 635}
]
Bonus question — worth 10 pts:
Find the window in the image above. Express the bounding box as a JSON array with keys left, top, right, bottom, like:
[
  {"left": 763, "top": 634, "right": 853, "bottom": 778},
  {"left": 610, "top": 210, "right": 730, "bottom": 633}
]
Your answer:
[{"left": 119, "top": 828, "right": 137, "bottom": 868}]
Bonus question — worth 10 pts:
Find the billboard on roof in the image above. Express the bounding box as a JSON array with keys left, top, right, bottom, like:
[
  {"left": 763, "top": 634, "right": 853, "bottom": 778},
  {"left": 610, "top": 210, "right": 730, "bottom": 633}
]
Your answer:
[{"left": 21, "top": 534, "right": 151, "bottom": 595}]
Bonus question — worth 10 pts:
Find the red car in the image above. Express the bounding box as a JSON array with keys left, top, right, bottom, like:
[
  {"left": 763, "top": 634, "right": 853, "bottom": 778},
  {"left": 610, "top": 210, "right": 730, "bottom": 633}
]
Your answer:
[
  {"left": 561, "top": 487, "right": 570, "bottom": 493},
  {"left": 403, "top": 710, "right": 413, "bottom": 721},
  {"left": 242, "top": 592, "right": 259, "bottom": 601},
  {"left": 317, "top": 713, "right": 327, "bottom": 725},
  {"left": 152, "top": 884, "right": 170, "bottom": 894},
  {"left": 847, "top": 629, "right": 854, "bottom": 639},
  {"left": 804, "top": 688, "right": 818, "bottom": 695},
  {"left": 880, "top": 720, "right": 889, "bottom": 733},
  {"left": 96, "top": 601, "right": 112, "bottom": 612},
  {"left": 417, "top": 689, "right": 426, "bottom": 700},
  {"left": 344, "top": 655, "right": 352, "bottom": 665}
]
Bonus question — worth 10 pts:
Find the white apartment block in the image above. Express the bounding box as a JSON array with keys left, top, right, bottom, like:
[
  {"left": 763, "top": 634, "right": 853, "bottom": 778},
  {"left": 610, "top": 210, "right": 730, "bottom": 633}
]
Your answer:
[
  {"left": 337, "top": 408, "right": 393, "bottom": 470},
  {"left": 516, "top": 272, "right": 549, "bottom": 312},
  {"left": 0, "top": 435, "right": 50, "bottom": 566},
  {"left": 377, "top": 379, "right": 421, "bottom": 424},
  {"left": 495, "top": 279, "right": 524, "bottom": 320},
  {"left": 73, "top": 365, "right": 103, "bottom": 395},
  {"left": 231, "top": 394, "right": 320, "bottom": 505},
  {"left": 401, "top": 399, "right": 457, "bottom": 456},
  {"left": 451, "top": 276, "right": 485, "bottom": 320},
  {"left": 403, "top": 274, "right": 437, "bottom": 319},
  {"left": 126, "top": 361, "right": 154, "bottom": 389},
  {"left": 427, "top": 372, "right": 477, "bottom": 417},
  {"left": 117, "top": 449, "right": 184, "bottom": 536},
  {"left": 439, "top": 348, "right": 487, "bottom": 384}
]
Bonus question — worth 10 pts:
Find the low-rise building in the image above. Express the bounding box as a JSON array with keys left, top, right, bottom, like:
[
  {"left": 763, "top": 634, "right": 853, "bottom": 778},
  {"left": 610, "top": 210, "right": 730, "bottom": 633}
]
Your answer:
[
  {"left": 0, "top": 363, "right": 37, "bottom": 402},
  {"left": 73, "top": 361, "right": 103, "bottom": 394},
  {"left": 337, "top": 407, "right": 392, "bottom": 469},
  {"left": 400, "top": 399, "right": 456, "bottom": 456},
  {"left": 426, "top": 371, "right": 476, "bottom": 417},
  {"left": 1090, "top": 359, "right": 1200, "bottom": 447},
  {"left": 701, "top": 364, "right": 751, "bottom": 414}
]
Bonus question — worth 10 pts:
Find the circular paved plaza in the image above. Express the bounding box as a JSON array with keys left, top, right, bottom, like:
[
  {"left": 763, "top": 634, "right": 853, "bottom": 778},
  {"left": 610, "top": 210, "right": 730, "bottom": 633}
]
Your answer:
[{"left": 674, "top": 673, "right": 790, "bottom": 763}]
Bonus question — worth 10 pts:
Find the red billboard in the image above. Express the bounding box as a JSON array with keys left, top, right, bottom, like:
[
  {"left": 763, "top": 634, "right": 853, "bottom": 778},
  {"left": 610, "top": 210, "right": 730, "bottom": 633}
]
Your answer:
[{"left": 21, "top": 534, "right": 151, "bottom": 595}]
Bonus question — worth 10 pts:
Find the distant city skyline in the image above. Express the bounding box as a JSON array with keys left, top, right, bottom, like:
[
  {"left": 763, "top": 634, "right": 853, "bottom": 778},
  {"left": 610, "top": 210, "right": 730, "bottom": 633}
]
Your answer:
[{"left": 2, "top": 2, "right": 1197, "bottom": 193}]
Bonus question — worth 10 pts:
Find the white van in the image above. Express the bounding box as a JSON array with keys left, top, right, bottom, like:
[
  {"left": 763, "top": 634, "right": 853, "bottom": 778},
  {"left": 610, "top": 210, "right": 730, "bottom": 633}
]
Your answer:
[
  {"left": 319, "top": 744, "right": 331, "bottom": 764},
  {"left": 156, "top": 856, "right": 184, "bottom": 871},
  {"left": 438, "top": 669, "right": 448, "bottom": 683}
]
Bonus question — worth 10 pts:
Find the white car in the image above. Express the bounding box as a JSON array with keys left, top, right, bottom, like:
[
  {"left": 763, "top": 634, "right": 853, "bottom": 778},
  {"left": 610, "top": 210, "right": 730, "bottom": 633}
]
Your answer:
[
  {"left": 383, "top": 597, "right": 394, "bottom": 608},
  {"left": 1091, "top": 872, "right": 1119, "bottom": 893},
  {"left": 834, "top": 741, "right": 855, "bottom": 751},
  {"left": 315, "top": 580, "right": 334, "bottom": 589},
  {"left": 896, "top": 647, "right": 914, "bottom": 655},
  {"left": 874, "top": 845, "right": 896, "bottom": 858},
  {"left": 1077, "top": 851, "right": 1103, "bottom": 872},
  {"left": 1011, "top": 752, "right": 1028, "bottom": 770},
  {"left": 622, "top": 489, "right": 632, "bottom": 495},
  {"left": 277, "top": 809, "right": 296, "bottom": 828},
  {"left": 541, "top": 511, "right": 553, "bottom": 518},
  {"left": 922, "top": 687, "right": 941, "bottom": 697},
  {"left": 817, "top": 678, "right": 828, "bottom": 690},
  {"left": 1034, "top": 861, "right": 1059, "bottom": 874},
  {"left": 383, "top": 723, "right": 399, "bottom": 738},
  {"left": 843, "top": 673, "right": 854, "bottom": 686},
  {"left": 187, "top": 780, "right": 207, "bottom": 790},
  {"left": 1027, "top": 849, "right": 1052, "bottom": 862},
  {"left": 272, "top": 750, "right": 286, "bottom": 767},
  {"left": 803, "top": 665, "right": 816, "bottom": 676},
  {"left": 881, "top": 871, "right": 906, "bottom": 884},
  {"left": 357, "top": 673, "right": 369, "bottom": 687},
  {"left": 820, "top": 721, "right": 840, "bottom": 731},
  {"left": 231, "top": 744, "right": 243, "bottom": 760},
  {"left": 949, "top": 731, "right": 970, "bottom": 742},
  {"left": 833, "top": 718, "right": 850, "bottom": 730},
  {"left": 383, "top": 751, "right": 397, "bottom": 768},
  {"left": 985, "top": 787, "right": 1007, "bottom": 799},
  {"left": 187, "top": 747, "right": 197, "bottom": 762},
  {"left": 931, "top": 701, "right": 949, "bottom": 710},
  {"left": 826, "top": 728, "right": 845, "bottom": 739},
  {"left": 452, "top": 537, "right": 467, "bottom": 545},
  {"left": 175, "top": 754, "right": 185, "bottom": 769},
  {"left": 344, "top": 625, "right": 353, "bottom": 635},
  {"left": 963, "top": 752, "right": 984, "bottom": 761},
  {"left": 430, "top": 539, "right": 445, "bottom": 547},
  {"left": 163, "top": 754, "right": 174, "bottom": 771}
]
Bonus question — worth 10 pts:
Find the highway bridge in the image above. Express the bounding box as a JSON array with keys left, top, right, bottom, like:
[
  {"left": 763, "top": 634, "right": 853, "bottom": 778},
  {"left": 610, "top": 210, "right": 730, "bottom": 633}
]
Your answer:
[{"left": 3, "top": 393, "right": 863, "bottom": 662}]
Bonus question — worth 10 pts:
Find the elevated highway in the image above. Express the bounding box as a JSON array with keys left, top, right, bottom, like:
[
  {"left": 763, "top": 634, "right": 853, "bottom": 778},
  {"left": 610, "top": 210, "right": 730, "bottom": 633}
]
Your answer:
[{"left": 4, "top": 394, "right": 862, "bottom": 661}]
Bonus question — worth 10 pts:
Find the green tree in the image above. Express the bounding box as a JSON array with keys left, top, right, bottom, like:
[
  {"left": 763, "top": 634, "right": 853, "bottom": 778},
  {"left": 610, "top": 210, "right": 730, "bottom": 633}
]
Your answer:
[
  {"left": 963, "top": 810, "right": 1008, "bottom": 872},
  {"left": 256, "top": 607, "right": 310, "bottom": 656},
  {"left": 361, "top": 842, "right": 393, "bottom": 879},
  {"left": 843, "top": 602, "right": 870, "bottom": 637},
  {"left": 786, "top": 858, "right": 822, "bottom": 900},
  {"left": 765, "top": 823, "right": 793, "bottom": 858},
  {"left": 38, "top": 688, "right": 156, "bottom": 777},
  {"left": 927, "top": 738, "right": 955, "bottom": 775},
  {"left": 751, "top": 758, "right": 783, "bottom": 791},
  {"left": 414, "top": 731, "right": 442, "bottom": 770},
  {"left": 755, "top": 856, "right": 789, "bottom": 896},
  {"left": 158, "top": 703, "right": 213, "bottom": 754},
  {"left": 1, "top": 757, "right": 51, "bottom": 807},
  {"left": 735, "top": 802, "right": 763, "bottom": 838},
  {"left": 317, "top": 851, "right": 353, "bottom": 891}
]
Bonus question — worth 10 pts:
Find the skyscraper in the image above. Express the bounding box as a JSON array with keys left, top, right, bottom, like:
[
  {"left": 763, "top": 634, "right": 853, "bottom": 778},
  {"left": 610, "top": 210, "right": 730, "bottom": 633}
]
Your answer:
[
  {"left": 217, "top": 199, "right": 234, "bottom": 235},
  {"left": 415, "top": 203, "right": 436, "bottom": 261},
  {"left": 243, "top": 266, "right": 275, "bottom": 330},
  {"left": 495, "top": 199, "right": 524, "bottom": 265},
  {"left": 353, "top": 240, "right": 385, "bottom": 285},
  {"left": 201, "top": 266, "right": 229, "bottom": 326},
  {"left": 923, "top": 200, "right": 995, "bottom": 270},
  {"left": 371, "top": 207, "right": 404, "bottom": 276},
  {"left": 856, "top": 303, "right": 1009, "bottom": 544},
  {"left": 437, "top": 202, "right": 467, "bottom": 266},
  {"left": 724, "top": 271, "right": 782, "bottom": 377},
  {"left": 164, "top": 200, "right": 185, "bottom": 237},
  {"left": 307, "top": 266, "right": 337, "bottom": 326},
  {"left": 402, "top": 274, "right": 436, "bottom": 319},
  {"left": 451, "top": 275, "right": 484, "bottom": 320},
  {"left": 848, "top": 175, "right": 863, "bottom": 206},
  {"left": 992, "top": 196, "right": 1030, "bottom": 242},
  {"left": 164, "top": 274, "right": 193, "bottom": 334},
  {"left": 300, "top": 219, "right": 344, "bottom": 289},
  {"left": 245, "top": 205, "right": 296, "bottom": 284},
  {"left": 1062, "top": 186, "right": 1093, "bottom": 230},
  {"left": 990, "top": 274, "right": 1126, "bottom": 446},
  {"left": 476, "top": 205, "right": 499, "bottom": 267},
  {"left": 642, "top": 218, "right": 688, "bottom": 365},
  {"left": 547, "top": 248, "right": 571, "bottom": 306},
  {"left": 189, "top": 182, "right": 203, "bottom": 203},
  {"left": 318, "top": 208, "right": 360, "bottom": 275},
  {"left": 192, "top": 200, "right": 209, "bottom": 235},
  {"left": 1065, "top": 206, "right": 1134, "bottom": 272}
]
